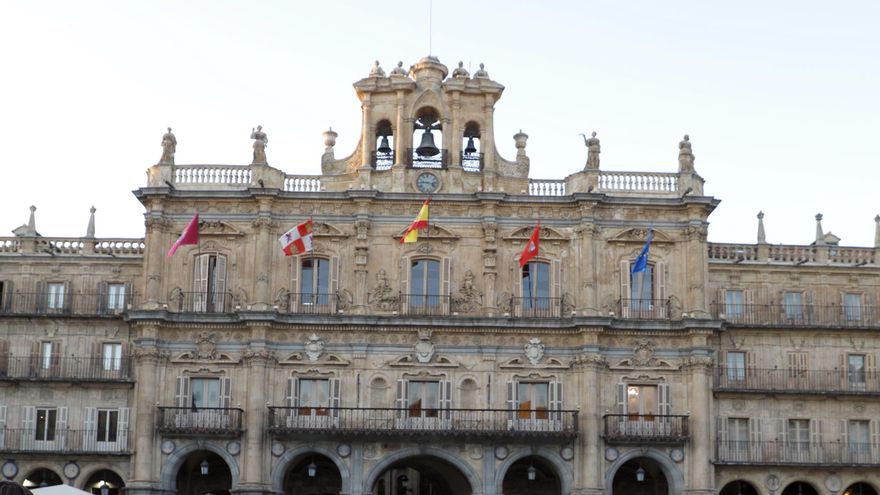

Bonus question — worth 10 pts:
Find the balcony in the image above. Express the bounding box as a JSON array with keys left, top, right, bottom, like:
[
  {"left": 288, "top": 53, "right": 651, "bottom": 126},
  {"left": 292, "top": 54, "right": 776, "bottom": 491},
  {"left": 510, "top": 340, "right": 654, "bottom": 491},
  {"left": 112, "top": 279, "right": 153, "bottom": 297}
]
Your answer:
[
  {"left": 603, "top": 414, "right": 689, "bottom": 444},
  {"left": 618, "top": 299, "right": 671, "bottom": 320},
  {"left": 0, "top": 356, "right": 132, "bottom": 383},
  {"left": 717, "top": 440, "right": 880, "bottom": 466},
  {"left": 509, "top": 297, "right": 565, "bottom": 318},
  {"left": 460, "top": 151, "right": 483, "bottom": 172},
  {"left": 714, "top": 367, "right": 880, "bottom": 396},
  {"left": 0, "top": 428, "right": 129, "bottom": 455},
  {"left": 0, "top": 292, "right": 134, "bottom": 317},
  {"left": 399, "top": 294, "right": 451, "bottom": 316},
  {"left": 279, "top": 292, "right": 339, "bottom": 315},
  {"left": 711, "top": 303, "right": 880, "bottom": 328},
  {"left": 406, "top": 148, "right": 448, "bottom": 169},
  {"left": 370, "top": 150, "right": 394, "bottom": 171},
  {"left": 156, "top": 407, "right": 244, "bottom": 437},
  {"left": 267, "top": 407, "right": 578, "bottom": 441},
  {"left": 167, "top": 291, "right": 234, "bottom": 313}
]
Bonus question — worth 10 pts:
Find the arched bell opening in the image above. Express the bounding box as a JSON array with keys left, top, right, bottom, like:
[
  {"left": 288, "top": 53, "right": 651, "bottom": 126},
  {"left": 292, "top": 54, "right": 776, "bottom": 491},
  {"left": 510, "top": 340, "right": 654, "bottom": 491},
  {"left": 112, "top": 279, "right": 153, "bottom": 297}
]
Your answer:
[
  {"left": 282, "top": 453, "right": 342, "bottom": 495},
  {"left": 175, "top": 451, "right": 232, "bottom": 495},
  {"left": 780, "top": 481, "right": 819, "bottom": 495},
  {"left": 461, "top": 122, "right": 482, "bottom": 172},
  {"left": 611, "top": 457, "right": 669, "bottom": 495},
  {"left": 83, "top": 469, "right": 125, "bottom": 495},
  {"left": 844, "top": 482, "right": 880, "bottom": 495},
  {"left": 410, "top": 108, "right": 445, "bottom": 169},
  {"left": 719, "top": 479, "right": 760, "bottom": 495},
  {"left": 501, "top": 455, "right": 561, "bottom": 495},
  {"left": 373, "top": 119, "right": 394, "bottom": 171},
  {"left": 22, "top": 468, "right": 63, "bottom": 488},
  {"left": 370, "top": 455, "right": 471, "bottom": 495}
]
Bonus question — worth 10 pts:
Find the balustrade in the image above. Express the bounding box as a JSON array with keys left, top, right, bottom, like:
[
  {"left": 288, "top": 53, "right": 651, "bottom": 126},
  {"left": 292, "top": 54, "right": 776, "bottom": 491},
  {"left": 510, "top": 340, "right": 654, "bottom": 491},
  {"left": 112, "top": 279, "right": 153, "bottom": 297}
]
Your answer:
[
  {"left": 714, "top": 367, "right": 880, "bottom": 395},
  {"left": 0, "top": 428, "right": 129, "bottom": 454},
  {"left": 598, "top": 172, "right": 678, "bottom": 192},
  {"left": 0, "top": 292, "right": 136, "bottom": 316},
  {"left": 528, "top": 179, "right": 566, "bottom": 196},
  {"left": 284, "top": 175, "right": 323, "bottom": 192},
  {"left": 711, "top": 303, "right": 880, "bottom": 328},
  {"left": 156, "top": 407, "right": 244, "bottom": 437},
  {"left": 603, "top": 414, "right": 689, "bottom": 444},
  {"left": 0, "top": 355, "right": 132, "bottom": 382},
  {"left": 717, "top": 439, "right": 880, "bottom": 466},
  {"left": 174, "top": 165, "right": 251, "bottom": 185}
]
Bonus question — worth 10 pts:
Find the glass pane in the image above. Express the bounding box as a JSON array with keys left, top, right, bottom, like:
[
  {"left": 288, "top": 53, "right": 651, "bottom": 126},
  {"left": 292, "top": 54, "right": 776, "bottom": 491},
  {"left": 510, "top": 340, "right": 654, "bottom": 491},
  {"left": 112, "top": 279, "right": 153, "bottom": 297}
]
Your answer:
[
  {"left": 411, "top": 261, "right": 425, "bottom": 298},
  {"left": 107, "top": 410, "right": 118, "bottom": 442},
  {"left": 642, "top": 386, "right": 656, "bottom": 415},
  {"left": 630, "top": 266, "right": 653, "bottom": 301},
  {"left": 108, "top": 284, "right": 125, "bottom": 309},
  {"left": 845, "top": 294, "right": 862, "bottom": 320},
  {"left": 424, "top": 381, "right": 439, "bottom": 416},
  {"left": 535, "top": 263, "right": 549, "bottom": 300},
  {"left": 316, "top": 259, "right": 329, "bottom": 304},
  {"left": 627, "top": 386, "right": 640, "bottom": 415},
  {"left": 48, "top": 284, "right": 64, "bottom": 309},
  {"left": 426, "top": 260, "right": 440, "bottom": 296},
  {"left": 407, "top": 382, "right": 422, "bottom": 416},
  {"left": 521, "top": 265, "right": 533, "bottom": 308},
  {"left": 785, "top": 292, "right": 803, "bottom": 319},
  {"left": 41, "top": 342, "right": 53, "bottom": 369},
  {"left": 302, "top": 260, "right": 314, "bottom": 298},
  {"left": 849, "top": 355, "right": 866, "bottom": 383},
  {"left": 726, "top": 290, "right": 744, "bottom": 317},
  {"left": 36, "top": 409, "right": 48, "bottom": 440},
  {"left": 728, "top": 352, "right": 746, "bottom": 381}
]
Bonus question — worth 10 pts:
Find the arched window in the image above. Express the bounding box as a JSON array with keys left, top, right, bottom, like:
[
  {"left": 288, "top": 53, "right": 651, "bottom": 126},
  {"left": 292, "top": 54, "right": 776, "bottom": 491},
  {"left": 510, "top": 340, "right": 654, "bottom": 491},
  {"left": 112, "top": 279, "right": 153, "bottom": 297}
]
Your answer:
[
  {"left": 521, "top": 261, "right": 551, "bottom": 315},
  {"left": 411, "top": 107, "right": 445, "bottom": 168},
  {"left": 301, "top": 258, "right": 330, "bottom": 305},
  {"left": 409, "top": 259, "right": 441, "bottom": 308},
  {"left": 621, "top": 259, "right": 667, "bottom": 318},
  {"left": 192, "top": 253, "right": 227, "bottom": 312},
  {"left": 373, "top": 120, "right": 394, "bottom": 171},
  {"left": 462, "top": 122, "right": 482, "bottom": 172}
]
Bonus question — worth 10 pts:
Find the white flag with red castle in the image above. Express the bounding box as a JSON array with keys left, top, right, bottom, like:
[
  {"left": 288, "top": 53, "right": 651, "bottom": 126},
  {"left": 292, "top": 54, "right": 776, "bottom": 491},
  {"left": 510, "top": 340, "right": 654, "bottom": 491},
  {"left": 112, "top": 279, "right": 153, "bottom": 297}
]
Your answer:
[{"left": 279, "top": 219, "right": 314, "bottom": 256}]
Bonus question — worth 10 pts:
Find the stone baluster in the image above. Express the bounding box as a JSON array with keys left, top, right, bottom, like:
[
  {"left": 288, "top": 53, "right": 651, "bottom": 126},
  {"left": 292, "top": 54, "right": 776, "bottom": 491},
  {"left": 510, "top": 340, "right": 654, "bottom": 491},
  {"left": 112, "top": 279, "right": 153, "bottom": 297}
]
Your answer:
[{"left": 756, "top": 211, "right": 769, "bottom": 260}]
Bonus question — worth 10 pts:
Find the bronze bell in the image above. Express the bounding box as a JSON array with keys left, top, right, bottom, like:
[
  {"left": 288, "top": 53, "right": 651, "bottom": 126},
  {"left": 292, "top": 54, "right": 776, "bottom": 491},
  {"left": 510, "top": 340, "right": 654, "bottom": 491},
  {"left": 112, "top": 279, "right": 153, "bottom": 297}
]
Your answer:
[
  {"left": 416, "top": 129, "right": 440, "bottom": 157},
  {"left": 377, "top": 135, "right": 392, "bottom": 154},
  {"left": 464, "top": 136, "right": 477, "bottom": 154}
]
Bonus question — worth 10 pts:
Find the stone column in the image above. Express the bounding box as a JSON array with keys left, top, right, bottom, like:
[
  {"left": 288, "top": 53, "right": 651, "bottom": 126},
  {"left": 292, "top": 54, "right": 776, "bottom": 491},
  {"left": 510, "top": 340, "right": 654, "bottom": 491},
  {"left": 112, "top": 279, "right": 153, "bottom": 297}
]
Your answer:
[
  {"left": 361, "top": 94, "right": 372, "bottom": 169},
  {"left": 394, "top": 90, "right": 406, "bottom": 168},
  {"left": 143, "top": 216, "right": 166, "bottom": 309},
  {"left": 252, "top": 206, "right": 272, "bottom": 310},
  {"left": 449, "top": 92, "right": 461, "bottom": 168},
  {"left": 686, "top": 356, "right": 713, "bottom": 495},
  {"left": 578, "top": 350, "right": 605, "bottom": 495},
  {"left": 238, "top": 342, "right": 272, "bottom": 494},
  {"left": 129, "top": 338, "right": 162, "bottom": 492}
]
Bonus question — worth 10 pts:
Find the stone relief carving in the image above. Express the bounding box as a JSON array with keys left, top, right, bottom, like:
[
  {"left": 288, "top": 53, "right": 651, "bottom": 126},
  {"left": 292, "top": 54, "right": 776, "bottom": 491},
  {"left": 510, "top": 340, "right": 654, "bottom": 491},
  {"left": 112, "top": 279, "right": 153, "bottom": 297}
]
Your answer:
[
  {"left": 305, "top": 333, "right": 325, "bottom": 362},
  {"left": 274, "top": 288, "right": 290, "bottom": 311},
  {"left": 368, "top": 269, "right": 399, "bottom": 311},
  {"left": 631, "top": 339, "right": 656, "bottom": 367},
  {"left": 452, "top": 270, "right": 482, "bottom": 314},
  {"left": 414, "top": 329, "right": 435, "bottom": 364},
  {"left": 561, "top": 293, "right": 575, "bottom": 315},
  {"left": 496, "top": 292, "right": 513, "bottom": 314},
  {"left": 524, "top": 338, "right": 545, "bottom": 365},
  {"left": 196, "top": 332, "right": 217, "bottom": 360},
  {"left": 337, "top": 289, "right": 353, "bottom": 311}
]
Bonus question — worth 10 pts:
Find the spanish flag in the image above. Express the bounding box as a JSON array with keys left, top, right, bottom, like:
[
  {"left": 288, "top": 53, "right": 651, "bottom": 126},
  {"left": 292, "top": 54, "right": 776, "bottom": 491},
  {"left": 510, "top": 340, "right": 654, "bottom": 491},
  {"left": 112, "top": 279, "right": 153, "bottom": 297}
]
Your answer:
[{"left": 400, "top": 199, "right": 430, "bottom": 244}]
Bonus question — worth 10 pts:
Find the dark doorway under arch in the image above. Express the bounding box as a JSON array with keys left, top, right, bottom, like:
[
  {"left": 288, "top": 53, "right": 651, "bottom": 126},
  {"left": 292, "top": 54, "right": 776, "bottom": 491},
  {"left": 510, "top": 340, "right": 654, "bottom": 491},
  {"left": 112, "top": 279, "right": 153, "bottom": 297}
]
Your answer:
[
  {"left": 83, "top": 469, "right": 125, "bottom": 495},
  {"left": 282, "top": 453, "right": 341, "bottom": 495},
  {"left": 720, "top": 480, "right": 760, "bottom": 495},
  {"left": 175, "top": 451, "right": 232, "bottom": 495},
  {"left": 371, "top": 455, "right": 470, "bottom": 495},
  {"left": 611, "top": 458, "right": 668, "bottom": 495},
  {"left": 22, "top": 469, "right": 63, "bottom": 489},
  {"left": 781, "top": 482, "right": 819, "bottom": 495},
  {"left": 845, "top": 483, "right": 879, "bottom": 495},
  {"left": 501, "top": 456, "right": 560, "bottom": 495}
]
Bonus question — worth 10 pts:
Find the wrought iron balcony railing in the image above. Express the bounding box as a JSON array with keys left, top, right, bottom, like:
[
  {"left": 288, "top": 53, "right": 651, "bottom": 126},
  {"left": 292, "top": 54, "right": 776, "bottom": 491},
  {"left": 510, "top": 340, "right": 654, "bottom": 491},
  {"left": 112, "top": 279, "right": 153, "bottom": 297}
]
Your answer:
[
  {"left": 0, "top": 428, "right": 129, "bottom": 454},
  {"left": 0, "top": 356, "right": 132, "bottom": 382},
  {"left": 156, "top": 407, "right": 244, "bottom": 437},
  {"left": 460, "top": 152, "right": 483, "bottom": 172},
  {"left": 267, "top": 407, "right": 578, "bottom": 440},
  {"left": 370, "top": 150, "right": 394, "bottom": 171},
  {"left": 711, "top": 303, "right": 880, "bottom": 328},
  {"left": 617, "top": 299, "right": 671, "bottom": 320},
  {"left": 714, "top": 367, "right": 880, "bottom": 395},
  {"left": 717, "top": 439, "right": 880, "bottom": 466},
  {"left": 399, "top": 294, "right": 451, "bottom": 316},
  {"left": 406, "top": 148, "right": 448, "bottom": 169},
  {"left": 510, "top": 297, "right": 565, "bottom": 318},
  {"left": 167, "top": 291, "right": 234, "bottom": 313},
  {"left": 0, "top": 292, "right": 134, "bottom": 316},
  {"left": 603, "top": 414, "right": 689, "bottom": 444},
  {"left": 279, "top": 292, "right": 339, "bottom": 315}
]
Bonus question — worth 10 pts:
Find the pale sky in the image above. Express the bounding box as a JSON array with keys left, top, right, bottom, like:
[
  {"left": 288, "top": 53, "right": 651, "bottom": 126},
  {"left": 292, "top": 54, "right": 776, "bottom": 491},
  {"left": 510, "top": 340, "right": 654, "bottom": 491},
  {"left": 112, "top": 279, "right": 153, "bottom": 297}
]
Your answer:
[{"left": 1, "top": 1, "right": 878, "bottom": 246}]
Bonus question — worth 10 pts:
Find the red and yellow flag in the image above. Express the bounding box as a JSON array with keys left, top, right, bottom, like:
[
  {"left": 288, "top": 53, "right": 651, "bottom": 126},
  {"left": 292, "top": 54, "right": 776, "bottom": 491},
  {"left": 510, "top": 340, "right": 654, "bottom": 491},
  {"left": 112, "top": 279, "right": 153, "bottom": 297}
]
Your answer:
[{"left": 400, "top": 199, "right": 430, "bottom": 244}]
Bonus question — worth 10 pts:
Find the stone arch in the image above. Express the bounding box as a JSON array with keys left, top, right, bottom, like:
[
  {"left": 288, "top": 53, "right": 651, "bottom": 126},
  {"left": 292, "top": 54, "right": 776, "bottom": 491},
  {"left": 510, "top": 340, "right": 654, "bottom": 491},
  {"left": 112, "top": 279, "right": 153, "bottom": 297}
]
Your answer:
[
  {"left": 271, "top": 444, "right": 351, "bottom": 494},
  {"left": 78, "top": 466, "right": 126, "bottom": 491},
  {"left": 495, "top": 447, "right": 573, "bottom": 495},
  {"left": 781, "top": 481, "right": 820, "bottom": 495},
  {"left": 604, "top": 447, "right": 684, "bottom": 495},
  {"left": 844, "top": 481, "right": 880, "bottom": 495},
  {"left": 20, "top": 466, "right": 63, "bottom": 487},
  {"left": 362, "top": 446, "right": 482, "bottom": 495},
  {"left": 159, "top": 441, "right": 240, "bottom": 492}
]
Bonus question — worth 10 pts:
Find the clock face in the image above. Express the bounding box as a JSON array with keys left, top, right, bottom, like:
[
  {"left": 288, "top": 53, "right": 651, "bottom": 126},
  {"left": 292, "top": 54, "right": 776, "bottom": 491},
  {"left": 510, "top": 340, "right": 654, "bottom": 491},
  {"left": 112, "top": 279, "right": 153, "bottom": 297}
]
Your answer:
[{"left": 416, "top": 172, "right": 439, "bottom": 193}]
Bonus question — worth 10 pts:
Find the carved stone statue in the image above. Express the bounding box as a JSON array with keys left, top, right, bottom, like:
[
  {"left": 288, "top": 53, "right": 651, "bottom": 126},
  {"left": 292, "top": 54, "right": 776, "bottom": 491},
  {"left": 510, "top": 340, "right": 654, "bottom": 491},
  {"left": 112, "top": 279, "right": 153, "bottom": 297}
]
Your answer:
[
  {"left": 678, "top": 134, "right": 695, "bottom": 172},
  {"left": 473, "top": 62, "right": 489, "bottom": 79},
  {"left": 251, "top": 126, "right": 268, "bottom": 164},
  {"left": 159, "top": 127, "right": 176, "bottom": 164},
  {"left": 369, "top": 60, "right": 385, "bottom": 77},
  {"left": 390, "top": 61, "right": 408, "bottom": 77},
  {"left": 452, "top": 269, "right": 482, "bottom": 313},
  {"left": 581, "top": 131, "right": 600, "bottom": 170},
  {"left": 368, "top": 269, "right": 398, "bottom": 311},
  {"left": 452, "top": 61, "right": 469, "bottom": 78}
]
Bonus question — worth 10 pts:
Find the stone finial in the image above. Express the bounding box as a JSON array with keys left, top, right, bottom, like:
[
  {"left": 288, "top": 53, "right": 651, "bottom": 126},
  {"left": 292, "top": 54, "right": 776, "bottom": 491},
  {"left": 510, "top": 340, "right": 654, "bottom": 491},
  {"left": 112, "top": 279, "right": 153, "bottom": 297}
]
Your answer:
[
  {"left": 369, "top": 60, "right": 385, "bottom": 77},
  {"left": 474, "top": 62, "right": 489, "bottom": 79},
  {"left": 86, "top": 206, "right": 96, "bottom": 238},
  {"left": 815, "top": 213, "right": 824, "bottom": 245},
  {"left": 27, "top": 205, "right": 36, "bottom": 233},
  {"left": 390, "top": 61, "right": 408, "bottom": 77},
  {"left": 14, "top": 205, "right": 38, "bottom": 237},
  {"left": 452, "top": 61, "right": 469, "bottom": 78},
  {"left": 159, "top": 127, "right": 176, "bottom": 164},
  {"left": 323, "top": 127, "right": 338, "bottom": 152},
  {"left": 678, "top": 134, "right": 695, "bottom": 172},
  {"left": 581, "top": 131, "right": 600, "bottom": 170},
  {"left": 757, "top": 211, "right": 766, "bottom": 244},
  {"left": 514, "top": 130, "right": 528, "bottom": 156},
  {"left": 874, "top": 214, "right": 880, "bottom": 248}
]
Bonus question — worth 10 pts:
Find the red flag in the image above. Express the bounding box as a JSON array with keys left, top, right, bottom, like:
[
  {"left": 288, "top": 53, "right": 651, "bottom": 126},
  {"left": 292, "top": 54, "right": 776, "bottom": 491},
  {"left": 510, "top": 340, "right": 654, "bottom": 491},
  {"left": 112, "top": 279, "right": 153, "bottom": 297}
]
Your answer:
[
  {"left": 167, "top": 214, "right": 199, "bottom": 257},
  {"left": 279, "top": 219, "right": 314, "bottom": 256},
  {"left": 519, "top": 222, "right": 540, "bottom": 268}
]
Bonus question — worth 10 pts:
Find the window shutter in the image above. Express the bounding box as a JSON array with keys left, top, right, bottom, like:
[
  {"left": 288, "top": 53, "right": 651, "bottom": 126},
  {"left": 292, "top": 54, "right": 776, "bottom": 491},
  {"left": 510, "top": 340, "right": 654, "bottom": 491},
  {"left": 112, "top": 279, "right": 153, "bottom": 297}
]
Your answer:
[
  {"left": 285, "top": 377, "right": 298, "bottom": 407},
  {"left": 0, "top": 405, "right": 6, "bottom": 449},
  {"left": 839, "top": 354, "right": 848, "bottom": 386},
  {"left": 656, "top": 261, "right": 667, "bottom": 303},
  {"left": 220, "top": 377, "right": 232, "bottom": 408},
  {"left": 443, "top": 258, "right": 452, "bottom": 314},
  {"left": 619, "top": 261, "right": 631, "bottom": 306},
  {"left": 746, "top": 351, "right": 756, "bottom": 383},
  {"left": 777, "top": 418, "right": 787, "bottom": 445},
  {"left": 62, "top": 281, "right": 72, "bottom": 312},
  {"left": 870, "top": 420, "right": 880, "bottom": 458},
  {"left": 440, "top": 380, "right": 452, "bottom": 420},
  {"left": 57, "top": 406, "right": 68, "bottom": 431},
  {"left": 396, "top": 379, "right": 408, "bottom": 419},
  {"left": 97, "top": 282, "right": 107, "bottom": 313},
  {"left": 658, "top": 384, "right": 671, "bottom": 415},
  {"left": 0, "top": 340, "right": 8, "bottom": 376},
  {"left": 22, "top": 406, "right": 36, "bottom": 434},
  {"left": 36, "top": 281, "right": 46, "bottom": 312},
  {"left": 174, "top": 376, "right": 190, "bottom": 408},
  {"left": 840, "top": 420, "right": 849, "bottom": 446},
  {"left": 552, "top": 259, "right": 562, "bottom": 299},
  {"left": 718, "top": 416, "right": 729, "bottom": 449},
  {"left": 809, "top": 418, "right": 823, "bottom": 445},
  {"left": 616, "top": 383, "right": 627, "bottom": 415},
  {"left": 214, "top": 255, "right": 228, "bottom": 309},
  {"left": 289, "top": 260, "right": 299, "bottom": 310},
  {"left": 867, "top": 353, "right": 877, "bottom": 384},
  {"left": 83, "top": 407, "right": 97, "bottom": 450},
  {"left": 506, "top": 380, "right": 517, "bottom": 412},
  {"left": 549, "top": 380, "right": 563, "bottom": 422},
  {"left": 123, "top": 282, "right": 132, "bottom": 310},
  {"left": 50, "top": 341, "right": 61, "bottom": 376},
  {"left": 330, "top": 378, "right": 341, "bottom": 420},
  {"left": 749, "top": 418, "right": 763, "bottom": 461},
  {"left": 399, "top": 258, "right": 409, "bottom": 298},
  {"left": 0, "top": 280, "right": 11, "bottom": 312},
  {"left": 117, "top": 407, "right": 130, "bottom": 449},
  {"left": 331, "top": 256, "right": 340, "bottom": 311},
  {"left": 29, "top": 341, "right": 40, "bottom": 374}
]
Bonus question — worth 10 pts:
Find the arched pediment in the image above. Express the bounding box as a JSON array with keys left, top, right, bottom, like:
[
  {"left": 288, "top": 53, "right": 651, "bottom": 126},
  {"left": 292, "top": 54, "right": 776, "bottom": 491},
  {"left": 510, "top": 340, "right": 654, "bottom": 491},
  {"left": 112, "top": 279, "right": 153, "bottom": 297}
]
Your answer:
[
  {"left": 199, "top": 220, "right": 245, "bottom": 237},
  {"left": 504, "top": 225, "right": 568, "bottom": 241},
  {"left": 408, "top": 90, "right": 449, "bottom": 123},
  {"left": 609, "top": 227, "right": 673, "bottom": 244},
  {"left": 393, "top": 223, "right": 461, "bottom": 242},
  {"left": 311, "top": 222, "right": 349, "bottom": 239}
]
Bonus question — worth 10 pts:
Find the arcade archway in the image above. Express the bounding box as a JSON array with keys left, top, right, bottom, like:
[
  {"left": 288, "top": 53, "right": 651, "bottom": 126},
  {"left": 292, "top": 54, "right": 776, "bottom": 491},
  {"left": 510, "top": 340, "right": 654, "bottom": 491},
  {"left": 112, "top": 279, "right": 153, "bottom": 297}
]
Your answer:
[
  {"left": 282, "top": 453, "right": 342, "bottom": 494},
  {"left": 175, "top": 451, "right": 233, "bottom": 495},
  {"left": 720, "top": 480, "right": 759, "bottom": 495},
  {"left": 83, "top": 469, "right": 125, "bottom": 495},
  {"left": 844, "top": 483, "right": 880, "bottom": 495},
  {"left": 501, "top": 455, "right": 561, "bottom": 495},
  {"left": 611, "top": 458, "right": 668, "bottom": 495},
  {"left": 22, "top": 468, "right": 63, "bottom": 489},
  {"left": 370, "top": 455, "right": 472, "bottom": 495},
  {"left": 781, "top": 482, "right": 819, "bottom": 495}
]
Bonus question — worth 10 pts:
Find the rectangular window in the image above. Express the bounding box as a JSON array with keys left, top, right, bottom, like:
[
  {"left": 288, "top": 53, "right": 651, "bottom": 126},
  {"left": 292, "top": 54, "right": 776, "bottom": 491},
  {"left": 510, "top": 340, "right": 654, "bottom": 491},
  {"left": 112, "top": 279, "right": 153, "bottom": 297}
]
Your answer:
[
  {"left": 517, "top": 382, "right": 549, "bottom": 420},
  {"left": 848, "top": 354, "right": 866, "bottom": 388},
  {"left": 301, "top": 259, "right": 330, "bottom": 305},
  {"left": 298, "top": 378, "right": 330, "bottom": 416},
  {"left": 626, "top": 385, "right": 657, "bottom": 417},
  {"left": 47, "top": 283, "right": 65, "bottom": 310},
  {"left": 190, "top": 378, "right": 220, "bottom": 408},
  {"left": 787, "top": 352, "right": 808, "bottom": 379},
  {"left": 787, "top": 419, "right": 809, "bottom": 448},
  {"left": 35, "top": 408, "right": 57, "bottom": 441},
  {"left": 102, "top": 343, "right": 122, "bottom": 371},
  {"left": 728, "top": 417, "right": 749, "bottom": 452},
  {"left": 848, "top": 420, "right": 870, "bottom": 455},
  {"left": 727, "top": 351, "right": 746, "bottom": 382},
  {"left": 410, "top": 260, "right": 441, "bottom": 306},
  {"left": 522, "top": 262, "right": 550, "bottom": 309},
  {"left": 96, "top": 409, "right": 119, "bottom": 442},
  {"left": 725, "top": 290, "right": 744, "bottom": 318},
  {"left": 784, "top": 292, "right": 803, "bottom": 320},
  {"left": 193, "top": 254, "right": 227, "bottom": 313},
  {"left": 106, "top": 284, "right": 126, "bottom": 310},
  {"left": 630, "top": 264, "right": 654, "bottom": 302},
  {"left": 844, "top": 293, "right": 862, "bottom": 321},
  {"left": 40, "top": 342, "right": 54, "bottom": 370},
  {"left": 408, "top": 381, "right": 440, "bottom": 418}
]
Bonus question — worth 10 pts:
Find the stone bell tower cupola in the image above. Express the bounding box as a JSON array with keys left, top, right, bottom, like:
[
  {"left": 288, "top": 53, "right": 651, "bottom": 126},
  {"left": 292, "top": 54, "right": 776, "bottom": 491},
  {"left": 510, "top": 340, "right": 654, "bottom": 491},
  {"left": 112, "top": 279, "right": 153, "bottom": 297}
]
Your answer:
[{"left": 321, "top": 56, "right": 530, "bottom": 194}]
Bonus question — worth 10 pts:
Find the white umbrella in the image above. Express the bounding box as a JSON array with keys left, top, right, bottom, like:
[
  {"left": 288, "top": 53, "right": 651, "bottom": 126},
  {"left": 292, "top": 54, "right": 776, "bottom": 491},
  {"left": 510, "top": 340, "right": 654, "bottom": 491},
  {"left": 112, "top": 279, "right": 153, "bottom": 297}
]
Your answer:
[{"left": 30, "top": 486, "right": 92, "bottom": 495}]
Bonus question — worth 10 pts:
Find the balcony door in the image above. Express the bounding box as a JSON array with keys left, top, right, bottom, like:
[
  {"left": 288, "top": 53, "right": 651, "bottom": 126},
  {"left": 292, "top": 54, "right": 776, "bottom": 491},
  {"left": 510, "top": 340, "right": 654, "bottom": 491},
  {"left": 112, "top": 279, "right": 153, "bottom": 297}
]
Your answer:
[
  {"left": 174, "top": 376, "right": 231, "bottom": 429},
  {"left": 507, "top": 380, "right": 563, "bottom": 431},
  {"left": 285, "top": 377, "right": 341, "bottom": 428},
  {"left": 192, "top": 254, "right": 227, "bottom": 312},
  {"left": 616, "top": 383, "right": 671, "bottom": 436},
  {"left": 22, "top": 406, "right": 67, "bottom": 451},
  {"left": 396, "top": 379, "right": 451, "bottom": 429},
  {"left": 83, "top": 407, "right": 129, "bottom": 452}
]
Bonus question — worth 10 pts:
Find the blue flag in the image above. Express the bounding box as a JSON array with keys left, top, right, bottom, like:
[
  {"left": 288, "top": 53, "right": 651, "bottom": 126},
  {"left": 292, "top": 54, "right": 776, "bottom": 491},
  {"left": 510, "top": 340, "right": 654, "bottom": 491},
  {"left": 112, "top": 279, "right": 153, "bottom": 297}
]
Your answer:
[{"left": 631, "top": 228, "right": 653, "bottom": 274}]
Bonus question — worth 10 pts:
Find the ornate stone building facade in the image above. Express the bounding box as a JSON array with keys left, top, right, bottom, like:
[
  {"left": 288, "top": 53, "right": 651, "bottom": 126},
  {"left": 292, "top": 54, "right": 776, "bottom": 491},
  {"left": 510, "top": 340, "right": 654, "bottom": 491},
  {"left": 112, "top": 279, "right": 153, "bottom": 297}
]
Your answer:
[{"left": 1, "top": 57, "right": 879, "bottom": 495}]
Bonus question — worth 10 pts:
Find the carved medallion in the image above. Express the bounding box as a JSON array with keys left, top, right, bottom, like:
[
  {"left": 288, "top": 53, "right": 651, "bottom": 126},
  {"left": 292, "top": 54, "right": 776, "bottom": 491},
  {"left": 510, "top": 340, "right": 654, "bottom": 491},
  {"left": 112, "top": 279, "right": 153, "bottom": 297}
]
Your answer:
[
  {"left": 415, "top": 330, "right": 435, "bottom": 364},
  {"left": 632, "top": 339, "right": 656, "bottom": 367},
  {"left": 525, "top": 338, "right": 545, "bottom": 365},
  {"left": 196, "top": 332, "right": 217, "bottom": 360},
  {"left": 305, "top": 333, "right": 325, "bottom": 362}
]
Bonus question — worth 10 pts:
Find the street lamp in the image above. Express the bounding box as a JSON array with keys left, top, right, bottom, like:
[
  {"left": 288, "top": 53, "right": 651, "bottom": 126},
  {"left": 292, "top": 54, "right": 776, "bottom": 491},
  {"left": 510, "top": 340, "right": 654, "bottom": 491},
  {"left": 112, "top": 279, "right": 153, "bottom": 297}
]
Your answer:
[
  {"left": 527, "top": 464, "right": 537, "bottom": 481},
  {"left": 307, "top": 458, "right": 317, "bottom": 478},
  {"left": 635, "top": 466, "right": 646, "bottom": 483},
  {"left": 99, "top": 480, "right": 110, "bottom": 495},
  {"left": 200, "top": 459, "right": 209, "bottom": 476}
]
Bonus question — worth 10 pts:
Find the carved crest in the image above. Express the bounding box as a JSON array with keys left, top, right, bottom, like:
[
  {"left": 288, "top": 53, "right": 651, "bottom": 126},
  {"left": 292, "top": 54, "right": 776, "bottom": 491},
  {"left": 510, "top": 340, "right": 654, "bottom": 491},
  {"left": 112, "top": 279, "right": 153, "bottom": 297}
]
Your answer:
[
  {"left": 199, "top": 220, "right": 245, "bottom": 237},
  {"left": 305, "top": 334, "right": 325, "bottom": 362},
  {"left": 415, "top": 329, "right": 435, "bottom": 363},
  {"left": 632, "top": 339, "right": 656, "bottom": 367},
  {"left": 524, "top": 338, "right": 545, "bottom": 365},
  {"left": 311, "top": 222, "right": 349, "bottom": 239},
  {"left": 393, "top": 224, "right": 461, "bottom": 242},
  {"left": 196, "top": 332, "right": 217, "bottom": 360},
  {"left": 504, "top": 226, "right": 567, "bottom": 242},
  {"left": 609, "top": 228, "right": 672, "bottom": 244}
]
